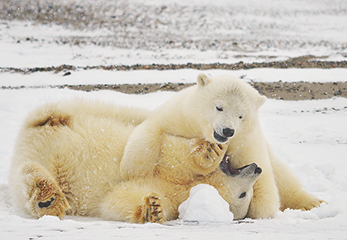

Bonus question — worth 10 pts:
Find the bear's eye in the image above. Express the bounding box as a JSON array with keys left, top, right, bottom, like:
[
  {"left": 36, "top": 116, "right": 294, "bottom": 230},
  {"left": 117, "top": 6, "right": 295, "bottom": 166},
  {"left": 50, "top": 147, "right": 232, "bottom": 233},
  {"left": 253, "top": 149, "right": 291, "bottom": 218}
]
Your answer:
[
  {"left": 239, "top": 115, "right": 243, "bottom": 119},
  {"left": 239, "top": 192, "right": 246, "bottom": 198},
  {"left": 216, "top": 106, "right": 223, "bottom": 112}
]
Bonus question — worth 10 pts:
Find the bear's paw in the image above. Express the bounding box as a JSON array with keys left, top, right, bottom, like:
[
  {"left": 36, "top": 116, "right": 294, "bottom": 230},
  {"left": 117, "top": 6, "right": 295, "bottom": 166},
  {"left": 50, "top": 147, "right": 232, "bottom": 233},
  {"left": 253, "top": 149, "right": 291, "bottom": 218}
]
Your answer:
[
  {"left": 29, "top": 179, "right": 70, "bottom": 219},
  {"left": 134, "top": 194, "right": 165, "bottom": 224},
  {"left": 191, "top": 139, "right": 227, "bottom": 170},
  {"left": 282, "top": 190, "right": 326, "bottom": 212}
]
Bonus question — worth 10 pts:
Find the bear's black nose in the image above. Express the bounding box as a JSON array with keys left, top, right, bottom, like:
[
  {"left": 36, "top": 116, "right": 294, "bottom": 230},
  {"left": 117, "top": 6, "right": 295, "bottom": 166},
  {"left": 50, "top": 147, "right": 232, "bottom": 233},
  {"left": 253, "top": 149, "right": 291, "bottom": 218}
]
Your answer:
[
  {"left": 223, "top": 128, "right": 234, "bottom": 138},
  {"left": 255, "top": 167, "right": 262, "bottom": 174}
]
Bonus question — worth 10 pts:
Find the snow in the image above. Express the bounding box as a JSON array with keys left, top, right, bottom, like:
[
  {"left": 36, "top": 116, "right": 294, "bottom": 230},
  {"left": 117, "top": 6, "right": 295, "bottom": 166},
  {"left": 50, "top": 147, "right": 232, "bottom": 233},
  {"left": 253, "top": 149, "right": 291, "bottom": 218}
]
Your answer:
[
  {"left": 178, "top": 184, "right": 234, "bottom": 223},
  {"left": 1, "top": 76, "right": 347, "bottom": 240},
  {"left": 1, "top": 0, "right": 347, "bottom": 67},
  {"left": 1, "top": 0, "right": 347, "bottom": 239}
]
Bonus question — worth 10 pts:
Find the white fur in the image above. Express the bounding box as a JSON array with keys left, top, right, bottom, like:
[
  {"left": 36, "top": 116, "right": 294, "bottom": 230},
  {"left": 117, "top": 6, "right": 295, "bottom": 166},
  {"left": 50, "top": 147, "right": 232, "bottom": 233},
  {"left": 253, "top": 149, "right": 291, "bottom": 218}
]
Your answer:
[
  {"left": 121, "top": 73, "right": 324, "bottom": 219},
  {"left": 8, "top": 97, "right": 259, "bottom": 223}
]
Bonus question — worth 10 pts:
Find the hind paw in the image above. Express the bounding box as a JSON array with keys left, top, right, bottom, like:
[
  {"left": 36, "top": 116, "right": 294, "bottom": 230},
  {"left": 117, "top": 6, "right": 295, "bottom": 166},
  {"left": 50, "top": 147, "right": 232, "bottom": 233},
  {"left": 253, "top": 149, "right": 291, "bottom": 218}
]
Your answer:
[
  {"left": 30, "top": 179, "right": 70, "bottom": 219},
  {"left": 134, "top": 194, "right": 165, "bottom": 224},
  {"left": 299, "top": 198, "right": 326, "bottom": 211}
]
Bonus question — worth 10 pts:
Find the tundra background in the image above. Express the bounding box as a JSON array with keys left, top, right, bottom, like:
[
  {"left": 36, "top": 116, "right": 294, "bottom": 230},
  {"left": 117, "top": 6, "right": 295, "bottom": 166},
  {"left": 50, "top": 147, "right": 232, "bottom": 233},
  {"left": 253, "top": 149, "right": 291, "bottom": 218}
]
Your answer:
[{"left": 0, "top": 0, "right": 347, "bottom": 239}]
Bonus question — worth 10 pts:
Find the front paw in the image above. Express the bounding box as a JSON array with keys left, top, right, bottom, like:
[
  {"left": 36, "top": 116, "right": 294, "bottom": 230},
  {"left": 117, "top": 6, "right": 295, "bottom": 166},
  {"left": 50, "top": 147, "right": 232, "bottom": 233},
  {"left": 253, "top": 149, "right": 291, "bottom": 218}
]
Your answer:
[
  {"left": 30, "top": 179, "right": 70, "bottom": 219},
  {"left": 191, "top": 139, "right": 227, "bottom": 169}
]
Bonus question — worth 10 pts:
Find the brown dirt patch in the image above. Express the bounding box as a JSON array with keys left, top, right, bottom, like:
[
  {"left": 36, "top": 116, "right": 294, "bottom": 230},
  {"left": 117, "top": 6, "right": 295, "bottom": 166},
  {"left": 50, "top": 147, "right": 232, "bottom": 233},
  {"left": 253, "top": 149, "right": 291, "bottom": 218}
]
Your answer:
[{"left": 4, "top": 81, "right": 346, "bottom": 101}]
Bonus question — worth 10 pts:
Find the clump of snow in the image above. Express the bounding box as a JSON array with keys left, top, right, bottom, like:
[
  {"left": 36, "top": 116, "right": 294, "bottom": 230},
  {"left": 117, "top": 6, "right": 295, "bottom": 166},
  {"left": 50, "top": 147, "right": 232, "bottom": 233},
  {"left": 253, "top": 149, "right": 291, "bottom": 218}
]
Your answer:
[
  {"left": 178, "top": 184, "right": 234, "bottom": 223},
  {"left": 37, "top": 215, "right": 61, "bottom": 224}
]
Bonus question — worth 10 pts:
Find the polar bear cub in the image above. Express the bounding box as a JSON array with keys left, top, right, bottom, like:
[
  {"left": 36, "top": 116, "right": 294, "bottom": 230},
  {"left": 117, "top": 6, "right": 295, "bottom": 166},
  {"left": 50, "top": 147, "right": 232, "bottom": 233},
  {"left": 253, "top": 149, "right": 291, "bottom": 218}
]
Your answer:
[
  {"left": 121, "top": 73, "right": 324, "bottom": 219},
  {"left": 8, "top": 99, "right": 261, "bottom": 223}
]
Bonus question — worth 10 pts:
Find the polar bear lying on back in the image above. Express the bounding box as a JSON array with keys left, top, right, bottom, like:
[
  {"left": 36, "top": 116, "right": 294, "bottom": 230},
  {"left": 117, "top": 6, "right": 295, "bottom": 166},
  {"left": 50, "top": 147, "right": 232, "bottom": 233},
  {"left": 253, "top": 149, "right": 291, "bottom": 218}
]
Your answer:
[
  {"left": 121, "top": 73, "right": 324, "bottom": 219},
  {"left": 9, "top": 98, "right": 261, "bottom": 223}
]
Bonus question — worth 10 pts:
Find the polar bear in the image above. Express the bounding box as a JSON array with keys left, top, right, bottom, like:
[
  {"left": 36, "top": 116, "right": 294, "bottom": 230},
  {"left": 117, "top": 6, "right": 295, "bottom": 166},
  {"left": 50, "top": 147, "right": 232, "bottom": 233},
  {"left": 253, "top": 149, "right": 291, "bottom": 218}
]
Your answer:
[
  {"left": 8, "top": 99, "right": 261, "bottom": 223},
  {"left": 121, "top": 73, "right": 324, "bottom": 219}
]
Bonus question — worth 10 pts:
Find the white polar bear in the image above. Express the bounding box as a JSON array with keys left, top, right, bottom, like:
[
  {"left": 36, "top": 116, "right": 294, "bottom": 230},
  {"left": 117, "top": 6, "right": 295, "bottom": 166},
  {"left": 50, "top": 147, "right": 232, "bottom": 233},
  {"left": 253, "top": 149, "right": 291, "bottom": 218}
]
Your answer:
[
  {"left": 8, "top": 99, "right": 261, "bottom": 223},
  {"left": 121, "top": 73, "right": 324, "bottom": 219}
]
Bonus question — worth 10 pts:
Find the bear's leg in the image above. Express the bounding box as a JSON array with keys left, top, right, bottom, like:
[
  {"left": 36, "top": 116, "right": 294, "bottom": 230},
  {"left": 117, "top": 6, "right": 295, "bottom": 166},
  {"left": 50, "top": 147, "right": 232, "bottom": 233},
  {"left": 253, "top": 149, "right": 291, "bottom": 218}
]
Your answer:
[
  {"left": 247, "top": 171, "right": 280, "bottom": 219},
  {"left": 121, "top": 123, "right": 162, "bottom": 180},
  {"left": 268, "top": 146, "right": 324, "bottom": 211},
  {"left": 13, "top": 162, "right": 70, "bottom": 218},
  {"left": 100, "top": 181, "right": 171, "bottom": 223}
]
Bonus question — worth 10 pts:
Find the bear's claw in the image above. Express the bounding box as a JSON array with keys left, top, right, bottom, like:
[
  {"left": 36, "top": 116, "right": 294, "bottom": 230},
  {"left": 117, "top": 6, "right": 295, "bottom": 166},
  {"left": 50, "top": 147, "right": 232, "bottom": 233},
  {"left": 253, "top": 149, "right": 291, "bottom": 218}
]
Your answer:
[
  {"left": 136, "top": 194, "right": 165, "bottom": 224},
  {"left": 145, "top": 195, "right": 164, "bottom": 223}
]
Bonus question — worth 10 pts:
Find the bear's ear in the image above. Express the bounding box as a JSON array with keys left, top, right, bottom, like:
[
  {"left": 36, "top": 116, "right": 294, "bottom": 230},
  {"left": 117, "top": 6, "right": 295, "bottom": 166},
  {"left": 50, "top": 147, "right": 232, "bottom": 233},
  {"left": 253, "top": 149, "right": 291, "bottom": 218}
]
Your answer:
[
  {"left": 197, "top": 73, "right": 212, "bottom": 87},
  {"left": 256, "top": 95, "right": 267, "bottom": 109}
]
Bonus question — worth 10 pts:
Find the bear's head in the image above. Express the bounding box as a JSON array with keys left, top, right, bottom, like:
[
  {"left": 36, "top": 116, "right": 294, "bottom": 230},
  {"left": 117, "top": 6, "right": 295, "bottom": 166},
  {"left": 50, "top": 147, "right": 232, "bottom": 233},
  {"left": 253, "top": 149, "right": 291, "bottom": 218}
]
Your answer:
[
  {"left": 219, "top": 156, "right": 262, "bottom": 219},
  {"left": 185, "top": 73, "right": 266, "bottom": 144}
]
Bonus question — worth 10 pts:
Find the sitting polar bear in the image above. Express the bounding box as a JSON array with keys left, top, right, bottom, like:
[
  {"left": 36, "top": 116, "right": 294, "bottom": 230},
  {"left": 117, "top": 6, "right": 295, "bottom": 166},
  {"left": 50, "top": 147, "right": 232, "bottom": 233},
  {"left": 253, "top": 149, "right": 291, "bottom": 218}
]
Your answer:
[
  {"left": 9, "top": 99, "right": 261, "bottom": 223},
  {"left": 121, "top": 73, "right": 324, "bottom": 219}
]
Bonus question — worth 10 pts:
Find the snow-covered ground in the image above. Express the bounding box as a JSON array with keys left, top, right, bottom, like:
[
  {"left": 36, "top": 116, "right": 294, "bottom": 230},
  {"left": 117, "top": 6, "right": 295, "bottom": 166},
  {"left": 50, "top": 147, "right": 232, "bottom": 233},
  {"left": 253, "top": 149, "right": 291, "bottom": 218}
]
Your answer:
[
  {"left": 1, "top": 80, "right": 347, "bottom": 240},
  {"left": 1, "top": 0, "right": 347, "bottom": 239},
  {"left": 1, "top": 0, "right": 347, "bottom": 68}
]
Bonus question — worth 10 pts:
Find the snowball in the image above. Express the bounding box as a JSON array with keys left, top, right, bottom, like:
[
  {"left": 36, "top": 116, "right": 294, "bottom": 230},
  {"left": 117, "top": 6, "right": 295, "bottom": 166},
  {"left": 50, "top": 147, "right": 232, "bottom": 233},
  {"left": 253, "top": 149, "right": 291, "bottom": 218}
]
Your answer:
[{"left": 178, "top": 184, "right": 234, "bottom": 223}]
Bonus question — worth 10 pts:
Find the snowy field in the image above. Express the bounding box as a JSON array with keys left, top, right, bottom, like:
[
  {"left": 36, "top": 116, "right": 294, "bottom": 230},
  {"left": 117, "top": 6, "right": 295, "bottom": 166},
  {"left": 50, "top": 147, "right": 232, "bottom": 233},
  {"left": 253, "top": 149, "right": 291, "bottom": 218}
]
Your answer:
[
  {"left": 1, "top": 0, "right": 347, "bottom": 239},
  {"left": 1, "top": 0, "right": 347, "bottom": 68},
  {"left": 1, "top": 77, "right": 347, "bottom": 240}
]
